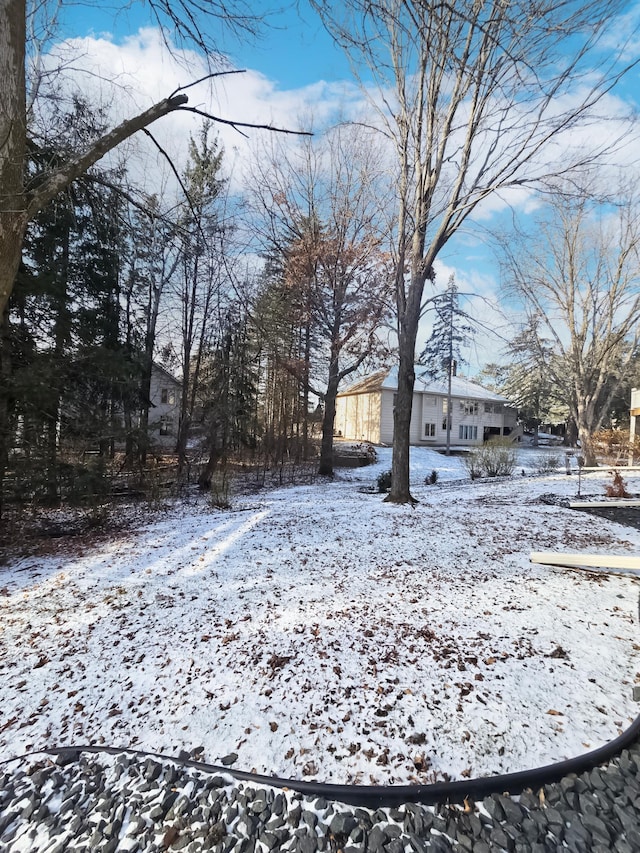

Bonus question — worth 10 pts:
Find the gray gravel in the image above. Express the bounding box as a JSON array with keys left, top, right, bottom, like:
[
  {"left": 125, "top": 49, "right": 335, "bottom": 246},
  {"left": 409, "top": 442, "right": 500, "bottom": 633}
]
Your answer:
[{"left": 1, "top": 739, "right": 640, "bottom": 852}]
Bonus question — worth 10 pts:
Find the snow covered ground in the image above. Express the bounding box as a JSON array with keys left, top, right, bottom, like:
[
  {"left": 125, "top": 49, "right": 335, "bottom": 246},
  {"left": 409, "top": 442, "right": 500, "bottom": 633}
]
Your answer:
[{"left": 1, "top": 445, "right": 639, "bottom": 786}]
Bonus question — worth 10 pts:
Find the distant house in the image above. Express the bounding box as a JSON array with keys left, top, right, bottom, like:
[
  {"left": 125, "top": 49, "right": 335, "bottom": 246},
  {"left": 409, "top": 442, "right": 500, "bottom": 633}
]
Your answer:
[
  {"left": 148, "top": 364, "right": 182, "bottom": 448},
  {"left": 334, "top": 366, "right": 518, "bottom": 446}
]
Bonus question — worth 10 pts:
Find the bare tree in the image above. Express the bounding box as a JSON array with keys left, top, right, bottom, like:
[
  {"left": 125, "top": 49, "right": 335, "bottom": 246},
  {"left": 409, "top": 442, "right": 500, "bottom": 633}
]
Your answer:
[
  {"left": 311, "top": 0, "right": 639, "bottom": 501},
  {"left": 120, "top": 194, "right": 183, "bottom": 463},
  {"left": 167, "top": 123, "right": 228, "bottom": 473},
  {"left": 501, "top": 189, "right": 640, "bottom": 466},
  {"left": 248, "top": 125, "right": 393, "bottom": 475},
  {"left": 0, "top": 0, "right": 306, "bottom": 317}
]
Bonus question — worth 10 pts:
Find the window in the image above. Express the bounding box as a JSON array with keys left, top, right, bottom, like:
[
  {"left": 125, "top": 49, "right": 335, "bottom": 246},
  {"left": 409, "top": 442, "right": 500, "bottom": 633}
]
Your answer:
[
  {"left": 424, "top": 422, "right": 436, "bottom": 437},
  {"left": 161, "top": 388, "right": 176, "bottom": 405},
  {"left": 159, "top": 415, "right": 171, "bottom": 436},
  {"left": 440, "top": 398, "right": 447, "bottom": 431},
  {"left": 460, "top": 400, "right": 478, "bottom": 416},
  {"left": 459, "top": 424, "right": 478, "bottom": 440},
  {"left": 484, "top": 402, "right": 493, "bottom": 413}
]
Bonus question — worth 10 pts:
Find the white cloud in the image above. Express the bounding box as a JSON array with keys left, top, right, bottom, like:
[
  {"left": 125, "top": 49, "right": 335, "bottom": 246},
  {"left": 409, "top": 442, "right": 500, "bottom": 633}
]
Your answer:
[
  {"left": 30, "top": 24, "right": 640, "bottom": 378},
  {"left": 33, "top": 28, "right": 367, "bottom": 202}
]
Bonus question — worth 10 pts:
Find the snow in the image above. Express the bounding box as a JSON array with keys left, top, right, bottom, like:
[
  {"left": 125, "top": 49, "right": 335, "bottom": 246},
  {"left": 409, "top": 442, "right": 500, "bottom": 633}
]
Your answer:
[{"left": 1, "top": 445, "right": 639, "bottom": 787}]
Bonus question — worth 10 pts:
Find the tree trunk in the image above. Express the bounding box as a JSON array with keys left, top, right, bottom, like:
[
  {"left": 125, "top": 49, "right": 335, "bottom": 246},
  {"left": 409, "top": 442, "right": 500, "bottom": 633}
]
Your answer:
[
  {"left": 198, "top": 418, "right": 222, "bottom": 489},
  {"left": 387, "top": 335, "right": 417, "bottom": 503},
  {"left": 576, "top": 400, "right": 598, "bottom": 467},
  {"left": 175, "top": 411, "right": 191, "bottom": 469},
  {"left": 387, "top": 262, "right": 428, "bottom": 504},
  {"left": 0, "top": 307, "right": 12, "bottom": 520},
  {"left": 302, "top": 322, "right": 311, "bottom": 461},
  {"left": 565, "top": 416, "right": 578, "bottom": 448},
  {"left": 138, "top": 279, "right": 162, "bottom": 465},
  {"left": 0, "top": 0, "right": 27, "bottom": 317},
  {"left": 44, "top": 223, "right": 71, "bottom": 504},
  {"left": 445, "top": 354, "right": 453, "bottom": 456},
  {"left": 318, "top": 352, "right": 340, "bottom": 477}
]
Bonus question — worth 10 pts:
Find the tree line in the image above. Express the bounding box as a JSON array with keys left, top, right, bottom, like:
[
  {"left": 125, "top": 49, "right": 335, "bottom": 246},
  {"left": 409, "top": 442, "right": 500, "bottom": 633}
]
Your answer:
[
  {"left": 0, "top": 106, "right": 395, "bottom": 512},
  {"left": 2, "top": 0, "right": 640, "bottom": 516}
]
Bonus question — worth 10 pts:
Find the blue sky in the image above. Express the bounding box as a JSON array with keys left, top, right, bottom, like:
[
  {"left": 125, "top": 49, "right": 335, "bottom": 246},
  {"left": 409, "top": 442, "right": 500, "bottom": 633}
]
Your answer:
[
  {"left": 59, "top": 0, "right": 353, "bottom": 88},
  {"left": 234, "top": 4, "right": 354, "bottom": 87},
  {"left": 46, "top": 0, "right": 640, "bottom": 373}
]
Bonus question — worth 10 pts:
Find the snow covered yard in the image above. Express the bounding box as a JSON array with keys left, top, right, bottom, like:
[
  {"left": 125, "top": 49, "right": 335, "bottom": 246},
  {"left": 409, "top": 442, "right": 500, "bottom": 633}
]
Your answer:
[{"left": 1, "top": 446, "right": 640, "bottom": 786}]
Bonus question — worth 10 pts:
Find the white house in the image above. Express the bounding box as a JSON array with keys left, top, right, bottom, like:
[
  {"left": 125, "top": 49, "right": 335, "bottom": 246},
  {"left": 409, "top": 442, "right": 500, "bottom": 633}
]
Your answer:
[
  {"left": 334, "top": 366, "right": 518, "bottom": 446},
  {"left": 148, "top": 364, "right": 182, "bottom": 448}
]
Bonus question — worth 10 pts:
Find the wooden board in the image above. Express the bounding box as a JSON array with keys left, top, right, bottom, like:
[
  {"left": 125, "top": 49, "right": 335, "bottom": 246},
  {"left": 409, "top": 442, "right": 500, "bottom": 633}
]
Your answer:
[
  {"left": 569, "top": 500, "right": 640, "bottom": 508},
  {"left": 578, "top": 466, "right": 640, "bottom": 472},
  {"left": 530, "top": 552, "right": 640, "bottom": 570}
]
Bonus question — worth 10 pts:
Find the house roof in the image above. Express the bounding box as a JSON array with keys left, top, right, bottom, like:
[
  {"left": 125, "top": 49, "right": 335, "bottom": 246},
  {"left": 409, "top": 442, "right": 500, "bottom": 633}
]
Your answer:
[
  {"left": 152, "top": 362, "right": 182, "bottom": 387},
  {"left": 339, "top": 366, "right": 513, "bottom": 405}
]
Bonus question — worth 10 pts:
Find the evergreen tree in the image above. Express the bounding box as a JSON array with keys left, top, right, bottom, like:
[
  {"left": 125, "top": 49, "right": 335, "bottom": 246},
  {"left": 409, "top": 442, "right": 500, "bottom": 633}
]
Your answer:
[
  {"left": 252, "top": 254, "right": 313, "bottom": 467},
  {"left": 418, "top": 276, "right": 475, "bottom": 454},
  {"left": 418, "top": 276, "right": 474, "bottom": 379},
  {"left": 197, "top": 308, "right": 260, "bottom": 490},
  {"left": 3, "top": 101, "right": 132, "bottom": 507}
]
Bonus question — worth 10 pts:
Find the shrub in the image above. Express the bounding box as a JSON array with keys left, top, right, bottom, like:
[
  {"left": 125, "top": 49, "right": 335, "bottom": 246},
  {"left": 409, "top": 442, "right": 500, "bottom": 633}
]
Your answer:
[
  {"left": 425, "top": 470, "right": 438, "bottom": 485},
  {"left": 594, "top": 429, "right": 640, "bottom": 463},
  {"left": 464, "top": 439, "right": 517, "bottom": 479},
  {"left": 352, "top": 442, "right": 378, "bottom": 465},
  {"left": 377, "top": 469, "right": 392, "bottom": 492},
  {"left": 605, "top": 470, "right": 630, "bottom": 498},
  {"left": 533, "top": 454, "right": 561, "bottom": 475},
  {"left": 462, "top": 451, "right": 483, "bottom": 481}
]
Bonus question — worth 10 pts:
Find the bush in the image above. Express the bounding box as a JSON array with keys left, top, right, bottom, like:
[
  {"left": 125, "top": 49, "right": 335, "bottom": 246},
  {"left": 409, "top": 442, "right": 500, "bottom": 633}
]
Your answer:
[
  {"left": 462, "top": 451, "right": 483, "bottom": 480},
  {"left": 594, "top": 429, "right": 640, "bottom": 463},
  {"left": 351, "top": 442, "right": 378, "bottom": 465},
  {"left": 425, "top": 470, "right": 438, "bottom": 485},
  {"left": 533, "top": 454, "right": 561, "bottom": 475},
  {"left": 377, "top": 469, "right": 392, "bottom": 492},
  {"left": 463, "top": 439, "right": 517, "bottom": 479},
  {"left": 605, "top": 470, "right": 630, "bottom": 498},
  {"left": 480, "top": 439, "right": 517, "bottom": 477}
]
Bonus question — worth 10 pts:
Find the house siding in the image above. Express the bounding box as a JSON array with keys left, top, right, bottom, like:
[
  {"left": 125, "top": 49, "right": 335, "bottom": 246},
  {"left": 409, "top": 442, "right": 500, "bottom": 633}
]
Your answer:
[
  {"left": 380, "top": 390, "right": 395, "bottom": 444},
  {"left": 334, "top": 392, "right": 382, "bottom": 444},
  {"left": 148, "top": 368, "right": 181, "bottom": 448},
  {"left": 336, "top": 368, "right": 518, "bottom": 447},
  {"left": 441, "top": 398, "right": 517, "bottom": 446},
  {"left": 408, "top": 393, "right": 423, "bottom": 444}
]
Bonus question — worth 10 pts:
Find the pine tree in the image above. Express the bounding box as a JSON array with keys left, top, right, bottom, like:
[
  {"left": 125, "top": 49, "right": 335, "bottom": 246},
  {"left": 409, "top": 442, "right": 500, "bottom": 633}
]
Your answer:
[
  {"left": 418, "top": 276, "right": 475, "bottom": 454},
  {"left": 2, "top": 101, "right": 132, "bottom": 507}
]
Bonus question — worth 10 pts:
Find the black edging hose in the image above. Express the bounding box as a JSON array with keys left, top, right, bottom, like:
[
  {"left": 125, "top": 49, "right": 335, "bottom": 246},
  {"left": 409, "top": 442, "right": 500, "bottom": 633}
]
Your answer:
[
  {"left": 4, "top": 591, "right": 640, "bottom": 809},
  {"left": 8, "top": 708, "right": 640, "bottom": 810}
]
